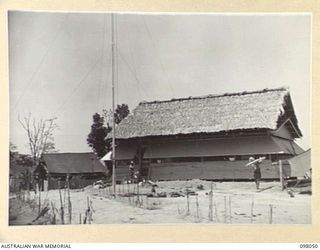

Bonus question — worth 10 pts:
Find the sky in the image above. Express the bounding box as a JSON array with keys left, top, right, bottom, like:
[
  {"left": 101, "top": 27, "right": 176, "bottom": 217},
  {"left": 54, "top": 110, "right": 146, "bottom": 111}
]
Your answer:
[{"left": 8, "top": 12, "right": 311, "bottom": 154}]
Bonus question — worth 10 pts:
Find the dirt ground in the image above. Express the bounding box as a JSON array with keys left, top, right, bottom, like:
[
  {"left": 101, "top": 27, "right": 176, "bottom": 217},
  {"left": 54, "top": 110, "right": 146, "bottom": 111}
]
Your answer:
[{"left": 9, "top": 180, "right": 311, "bottom": 225}]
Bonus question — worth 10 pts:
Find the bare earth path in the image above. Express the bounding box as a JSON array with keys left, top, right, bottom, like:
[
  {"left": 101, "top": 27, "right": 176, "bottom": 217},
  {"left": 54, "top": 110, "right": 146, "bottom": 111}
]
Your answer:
[{"left": 9, "top": 180, "right": 311, "bottom": 225}]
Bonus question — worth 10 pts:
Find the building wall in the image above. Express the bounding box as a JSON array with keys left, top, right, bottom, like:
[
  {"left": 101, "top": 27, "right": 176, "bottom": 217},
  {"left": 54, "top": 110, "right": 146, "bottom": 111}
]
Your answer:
[
  {"left": 115, "top": 158, "right": 291, "bottom": 181},
  {"left": 47, "top": 174, "right": 106, "bottom": 190},
  {"left": 270, "top": 122, "right": 294, "bottom": 140},
  {"left": 115, "top": 134, "right": 296, "bottom": 181},
  {"left": 147, "top": 160, "right": 290, "bottom": 181},
  {"left": 114, "top": 164, "right": 131, "bottom": 182}
]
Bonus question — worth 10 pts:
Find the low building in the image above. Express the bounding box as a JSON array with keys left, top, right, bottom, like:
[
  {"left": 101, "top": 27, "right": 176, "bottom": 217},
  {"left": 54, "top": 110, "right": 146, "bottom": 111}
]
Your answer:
[
  {"left": 34, "top": 152, "right": 107, "bottom": 190},
  {"left": 288, "top": 149, "right": 311, "bottom": 178},
  {"left": 109, "top": 88, "right": 305, "bottom": 181}
]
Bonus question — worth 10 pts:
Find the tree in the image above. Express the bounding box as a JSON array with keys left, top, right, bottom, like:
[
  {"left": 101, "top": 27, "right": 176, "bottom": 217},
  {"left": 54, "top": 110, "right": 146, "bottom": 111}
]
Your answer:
[
  {"left": 10, "top": 143, "right": 34, "bottom": 170},
  {"left": 87, "top": 113, "right": 111, "bottom": 158},
  {"left": 102, "top": 104, "right": 130, "bottom": 126},
  {"left": 88, "top": 104, "right": 130, "bottom": 158},
  {"left": 9, "top": 143, "right": 34, "bottom": 191},
  {"left": 114, "top": 104, "right": 130, "bottom": 125},
  {"left": 18, "top": 113, "right": 58, "bottom": 163},
  {"left": 9, "top": 142, "right": 18, "bottom": 162}
]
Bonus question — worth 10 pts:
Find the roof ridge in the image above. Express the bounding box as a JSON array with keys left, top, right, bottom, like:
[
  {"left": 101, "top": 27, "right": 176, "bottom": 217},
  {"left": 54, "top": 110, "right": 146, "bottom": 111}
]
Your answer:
[
  {"left": 139, "top": 87, "right": 289, "bottom": 105},
  {"left": 43, "top": 152, "right": 94, "bottom": 155}
]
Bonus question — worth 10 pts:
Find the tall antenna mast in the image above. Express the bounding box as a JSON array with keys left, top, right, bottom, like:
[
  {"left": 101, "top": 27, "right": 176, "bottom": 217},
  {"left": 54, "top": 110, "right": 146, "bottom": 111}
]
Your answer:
[{"left": 111, "top": 13, "right": 116, "bottom": 196}]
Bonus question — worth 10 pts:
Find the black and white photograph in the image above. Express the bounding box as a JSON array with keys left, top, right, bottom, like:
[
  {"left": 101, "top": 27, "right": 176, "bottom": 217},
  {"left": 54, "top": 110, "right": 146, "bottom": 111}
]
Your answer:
[{"left": 8, "top": 11, "right": 311, "bottom": 225}]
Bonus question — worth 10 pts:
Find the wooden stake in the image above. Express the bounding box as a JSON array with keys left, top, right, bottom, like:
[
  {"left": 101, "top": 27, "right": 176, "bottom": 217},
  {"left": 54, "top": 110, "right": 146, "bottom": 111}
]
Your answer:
[
  {"left": 137, "top": 183, "right": 140, "bottom": 206},
  {"left": 51, "top": 202, "right": 56, "bottom": 225},
  {"left": 58, "top": 181, "right": 64, "bottom": 224},
  {"left": 224, "top": 196, "right": 227, "bottom": 223},
  {"left": 209, "top": 182, "right": 213, "bottom": 221},
  {"left": 250, "top": 197, "right": 254, "bottom": 224},
  {"left": 269, "top": 204, "right": 273, "bottom": 224},
  {"left": 38, "top": 188, "right": 41, "bottom": 215},
  {"left": 67, "top": 177, "right": 72, "bottom": 224},
  {"left": 79, "top": 213, "right": 82, "bottom": 224},
  {"left": 214, "top": 199, "right": 219, "bottom": 223},
  {"left": 133, "top": 186, "right": 137, "bottom": 206},
  {"left": 279, "top": 160, "right": 284, "bottom": 189},
  {"left": 186, "top": 193, "right": 190, "bottom": 215},
  {"left": 146, "top": 196, "right": 149, "bottom": 209},
  {"left": 87, "top": 196, "right": 91, "bottom": 224},
  {"left": 196, "top": 195, "right": 200, "bottom": 220},
  {"left": 63, "top": 183, "right": 66, "bottom": 205},
  {"left": 229, "top": 196, "right": 232, "bottom": 224}
]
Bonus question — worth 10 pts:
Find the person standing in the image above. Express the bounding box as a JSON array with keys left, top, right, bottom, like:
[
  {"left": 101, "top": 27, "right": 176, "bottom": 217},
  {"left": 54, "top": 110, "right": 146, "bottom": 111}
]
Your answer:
[
  {"left": 248, "top": 157, "right": 264, "bottom": 190},
  {"left": 128, "top": 161, "right": 135, "bottom": 182}
]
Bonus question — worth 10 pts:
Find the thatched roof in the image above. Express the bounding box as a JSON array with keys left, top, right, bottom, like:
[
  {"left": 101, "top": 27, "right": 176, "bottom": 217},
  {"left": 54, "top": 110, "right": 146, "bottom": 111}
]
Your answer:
[
  {"left": 114, "top": 88, "right": 302, "bottom": 139},
  {"left": 41, "top": 153, "right": 106, "bottom": 174}
]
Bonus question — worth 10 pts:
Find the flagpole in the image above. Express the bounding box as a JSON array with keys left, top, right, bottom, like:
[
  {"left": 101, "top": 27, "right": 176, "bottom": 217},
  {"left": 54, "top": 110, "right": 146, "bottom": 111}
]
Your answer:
[{"left": 111, "top": 13, "right": 116, "bottom": 196}]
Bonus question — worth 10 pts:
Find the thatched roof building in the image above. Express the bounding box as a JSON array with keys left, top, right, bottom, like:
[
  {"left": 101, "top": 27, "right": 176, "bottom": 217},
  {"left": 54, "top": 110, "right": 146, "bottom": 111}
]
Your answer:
[
  {"left": 289, "top": 149, "right": 311, "bottom": 177},
  {"left": 110, "top": 88, "right": 304, "bottom": 181},
  {"left": 114, "top": 88, "right": 301, "bottom": 139}
]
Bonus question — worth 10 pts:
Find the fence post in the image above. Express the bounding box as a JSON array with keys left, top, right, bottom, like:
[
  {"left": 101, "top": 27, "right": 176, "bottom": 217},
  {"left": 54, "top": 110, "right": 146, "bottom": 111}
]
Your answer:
[
  {"left": 269, "top": 204, "right": 273, "bottom": 224},
  {"left": 146, "top": 196, "right": 149, "bottom": 209},
  {"left": 250, "top": 197, "right": 254, "bottom": 224},
  {"left": 224, "top": 196, "right": 227, "bottom": 223},
  {"left": 196, "top": 195, "right": 200, "bottom": 220},
  {"left": 186, "top": 193, "right": 190, "bottom": 215},
  {"left": 87, "top": 196, "right": 91, "bottom": 224},
  {"left": 67, "top": 176, "right": 72, "bottom": 224},
  {"left": 209, "top": 182, "right": 213, "bottom": 221},
  {"left": 137, "top": 183, "right": 140, "bottom": 205},
  {"left": 214, "top": 199, "right": 219, "bottom": 223},
  {"left": 229, "top": 196, "right": 232, "bottom": 224},
  {"left": 38, "top": 186, "right": 41, "bottom": 215},
  {"left": 58, "top": 180, "right": 65, "bottom": 224},
  {"left": 279, "top": 160, "right": 284, "bottom": 189}
]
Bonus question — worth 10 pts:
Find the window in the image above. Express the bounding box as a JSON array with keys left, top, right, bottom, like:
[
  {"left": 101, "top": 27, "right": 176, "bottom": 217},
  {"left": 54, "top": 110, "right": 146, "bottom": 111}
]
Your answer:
[
  {"left": 172, "top": 157, "right": 201, "bottom": 162},
  {"left": 202, "top": 156, "right": 229, "bottom": 161},
  {"left": 151, "top": 157, "right": 201, "bottom": 163}
]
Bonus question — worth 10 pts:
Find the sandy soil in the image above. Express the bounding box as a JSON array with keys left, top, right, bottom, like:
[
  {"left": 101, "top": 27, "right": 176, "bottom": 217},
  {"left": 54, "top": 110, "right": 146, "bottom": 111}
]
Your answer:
[{"left": 9, "top": 180, "right": 311, "bottom": 225}]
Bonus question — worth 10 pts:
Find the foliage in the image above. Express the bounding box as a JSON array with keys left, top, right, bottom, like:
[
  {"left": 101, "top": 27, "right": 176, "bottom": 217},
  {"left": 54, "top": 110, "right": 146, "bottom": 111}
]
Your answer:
[
  {"left": 114, "top": 104, "right": 130, "bottom": 125},
  {"left": 87, "top": 113, "right": 111, "bottom": 158},
  {"left": 9, "top": 143, "right": 34, "bottom": 191},
  {"left": 102, "top": 104, "right": 130, "bottom": 126},
  {"left": 88, "top": 104, "right": 130, "bottom": 158},
  {"left": 10, "top": 143, "right": 34, "bottom": 167}
]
